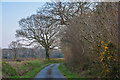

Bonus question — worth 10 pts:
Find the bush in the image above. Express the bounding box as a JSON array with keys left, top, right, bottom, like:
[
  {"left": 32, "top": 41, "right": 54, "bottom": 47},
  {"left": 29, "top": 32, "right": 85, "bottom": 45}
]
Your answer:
[{"left": 98, "top": 41, "right": 119, "bottom": 78}]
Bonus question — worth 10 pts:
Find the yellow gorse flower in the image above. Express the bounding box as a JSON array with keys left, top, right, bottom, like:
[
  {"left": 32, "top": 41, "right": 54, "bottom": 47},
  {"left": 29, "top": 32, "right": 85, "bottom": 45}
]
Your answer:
[
  {"left": 101, "top": 41, "right": 104, "bottom": 44},
  {"left": 105, "top": 43, "right": 108, "bottom": 46},
  {"left": 105, "top": 47, "right": 109, "bottom": 50},
  {"left": 107, "top": 56, "right": 110, "bottom": 60},
  {"left": 101, "top": 58, "right": 103, "bottom": 62},
  {"left": 102, "top": 52, "right": 105, "bottom": 55},
  {"left": 108, "top": 41, "right": 111, "bottom": 43},
  {"left": 106, "top": 68, "right": 109, "bottom": 72}
]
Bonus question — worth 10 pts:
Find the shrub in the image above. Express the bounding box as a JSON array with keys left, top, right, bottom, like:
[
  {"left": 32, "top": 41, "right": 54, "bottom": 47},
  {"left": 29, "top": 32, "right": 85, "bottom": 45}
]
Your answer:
[{"left": 99, "top": 41, "right": 119, "bottom": 78}]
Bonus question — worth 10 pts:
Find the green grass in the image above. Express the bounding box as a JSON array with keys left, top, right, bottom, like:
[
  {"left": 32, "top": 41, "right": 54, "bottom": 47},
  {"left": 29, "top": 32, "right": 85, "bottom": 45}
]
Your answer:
[
  {"left": 11, "top": 63, "right": 52, "bottom": 79},
  {"left": 23, "top": 63, "right": 51, "bottom": 77},
  {"left": 20, "top": 59, "right": 64, "bottom": 78},
  {"left": 59, "top": 64, "right": 87, "bottom": 80},
  {"left": 3, "top": 58, "right": 64, "bottom": 78},
  {"left": 2, "top": 62, "right": 17, "bottom": 77}
]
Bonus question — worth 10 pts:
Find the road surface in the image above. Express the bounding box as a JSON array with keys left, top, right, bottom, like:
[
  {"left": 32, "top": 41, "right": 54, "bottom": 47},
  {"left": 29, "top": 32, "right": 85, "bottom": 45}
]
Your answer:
[{"left": 34, "top": 63, "right": 67, "bottom": 80}]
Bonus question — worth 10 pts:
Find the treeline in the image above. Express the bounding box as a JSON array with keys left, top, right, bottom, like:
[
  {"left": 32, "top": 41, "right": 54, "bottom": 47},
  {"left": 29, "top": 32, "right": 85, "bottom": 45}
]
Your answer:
[{"left": 2, "top": 48, "right": 63, "bottom": 59}]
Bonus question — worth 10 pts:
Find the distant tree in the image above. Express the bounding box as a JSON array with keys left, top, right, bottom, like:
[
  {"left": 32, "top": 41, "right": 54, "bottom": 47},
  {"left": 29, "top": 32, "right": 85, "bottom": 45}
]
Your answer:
[
  {"left": 9, "top": 41, "right": 22, "bottom": 61},
  {"left": 16, "top": 15, "right": 60, "bottom": 60}
]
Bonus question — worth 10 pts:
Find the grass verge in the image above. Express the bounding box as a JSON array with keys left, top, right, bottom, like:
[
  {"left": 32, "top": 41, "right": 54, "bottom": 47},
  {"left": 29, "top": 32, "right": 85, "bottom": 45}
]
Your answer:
[
  {"left": 11, "top": 63, "right": 52, "bottom": 78},
  {"left": 59, "top": 64, "right": 87, "bottom": 80},
  {"left": 2, "top": 62, "right": 17, "bottom": 77}
]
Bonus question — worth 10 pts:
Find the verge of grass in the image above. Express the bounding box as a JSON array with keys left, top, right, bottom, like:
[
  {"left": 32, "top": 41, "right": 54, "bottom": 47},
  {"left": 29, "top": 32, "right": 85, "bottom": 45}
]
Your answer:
[
  {"left": 59, "top": 64, "right": 87, "bottom": 80},
  {"left": 10, "top": 59, "right": 44, "bottom": 76},
  {"left": 12, "top": 63, "right": 52, "bottom": 78},
  {"left": 2, "top": 61, "right": 17, "bottom": 77}
]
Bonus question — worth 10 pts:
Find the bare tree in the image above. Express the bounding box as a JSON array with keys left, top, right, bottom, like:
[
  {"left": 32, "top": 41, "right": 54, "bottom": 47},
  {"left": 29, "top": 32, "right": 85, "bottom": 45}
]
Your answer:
[
  {"left": 9, "top": 41, "right": 22, "bottom": 60},
  {"left": 37, "top": 2, "right": 94, "bottom": 25},
  {"left": 16, "top": 14, "right": 60, "bottom": 60}
]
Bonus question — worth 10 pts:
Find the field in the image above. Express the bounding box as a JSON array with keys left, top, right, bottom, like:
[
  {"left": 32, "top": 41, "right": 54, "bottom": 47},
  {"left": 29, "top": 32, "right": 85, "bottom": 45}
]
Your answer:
[{"left": 2, "top": 58, "right": 64, "bottom": 78}]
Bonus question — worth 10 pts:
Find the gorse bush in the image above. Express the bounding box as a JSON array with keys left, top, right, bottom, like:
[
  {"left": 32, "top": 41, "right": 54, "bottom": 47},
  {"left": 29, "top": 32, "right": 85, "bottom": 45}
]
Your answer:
[{"left": 99, "top": 41, "right": 119, "bottom": 78}]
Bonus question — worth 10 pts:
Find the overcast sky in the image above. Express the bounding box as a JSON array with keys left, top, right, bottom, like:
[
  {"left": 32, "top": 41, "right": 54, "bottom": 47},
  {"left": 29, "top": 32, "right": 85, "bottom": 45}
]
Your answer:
[{"left": 2, "top": 2, "right": 45, "bottom": 48}]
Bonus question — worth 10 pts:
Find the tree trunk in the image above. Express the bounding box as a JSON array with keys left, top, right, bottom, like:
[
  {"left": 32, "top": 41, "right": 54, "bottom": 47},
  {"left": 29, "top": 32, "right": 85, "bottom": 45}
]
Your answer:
[
  {"left": 14, "top": 50, "right": 17, "bottom": 61},
  {"left": 45, "top": 48, "right": 50, "bottom": 60}
]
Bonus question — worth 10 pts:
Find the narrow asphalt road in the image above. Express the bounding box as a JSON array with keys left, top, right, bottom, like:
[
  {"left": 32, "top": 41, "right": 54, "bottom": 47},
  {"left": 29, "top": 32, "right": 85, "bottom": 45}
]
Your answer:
[{"left": 34, "top": 63, "right": 67, "bottom": 80}]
